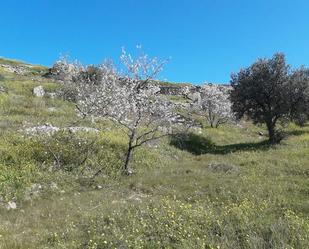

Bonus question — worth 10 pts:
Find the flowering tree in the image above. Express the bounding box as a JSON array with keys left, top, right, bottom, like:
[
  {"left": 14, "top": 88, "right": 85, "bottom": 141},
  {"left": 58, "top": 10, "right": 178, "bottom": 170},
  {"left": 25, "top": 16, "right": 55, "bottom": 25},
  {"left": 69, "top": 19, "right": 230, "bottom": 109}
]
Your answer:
[
  {"left": 198, "top": 84, "right": 234, "bottom": 128},
  {"left": 62, "top": 48, "right": 187, "bottom": 174}
]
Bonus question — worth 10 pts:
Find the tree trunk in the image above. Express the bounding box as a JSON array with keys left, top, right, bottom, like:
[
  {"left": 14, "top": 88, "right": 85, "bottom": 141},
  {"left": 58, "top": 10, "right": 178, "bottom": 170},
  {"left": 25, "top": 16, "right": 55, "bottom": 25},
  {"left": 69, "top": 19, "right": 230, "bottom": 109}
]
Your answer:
[
  {"left": 123, "top": 131, "right": 135, "bottom": 175},
  {"left": 266, "top": 120, "right": 276, "bottom": 144},
  {"left": 123, "top": 146, "right": 133, "bottom": 174}
]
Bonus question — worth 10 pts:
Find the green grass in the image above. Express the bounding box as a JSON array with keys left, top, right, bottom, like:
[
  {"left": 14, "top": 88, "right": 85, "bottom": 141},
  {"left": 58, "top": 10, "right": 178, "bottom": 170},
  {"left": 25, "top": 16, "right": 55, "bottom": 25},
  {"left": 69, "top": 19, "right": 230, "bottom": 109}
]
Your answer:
[{"left": 0, "top": 64, "right": 308, "bottom": 248}]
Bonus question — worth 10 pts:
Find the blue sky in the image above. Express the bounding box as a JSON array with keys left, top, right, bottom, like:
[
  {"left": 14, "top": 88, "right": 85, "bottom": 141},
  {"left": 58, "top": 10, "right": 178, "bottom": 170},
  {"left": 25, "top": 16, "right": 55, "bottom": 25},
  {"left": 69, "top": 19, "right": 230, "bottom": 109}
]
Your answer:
[{"left": 1, "top": 0, "right": 308, "bottom": 84}]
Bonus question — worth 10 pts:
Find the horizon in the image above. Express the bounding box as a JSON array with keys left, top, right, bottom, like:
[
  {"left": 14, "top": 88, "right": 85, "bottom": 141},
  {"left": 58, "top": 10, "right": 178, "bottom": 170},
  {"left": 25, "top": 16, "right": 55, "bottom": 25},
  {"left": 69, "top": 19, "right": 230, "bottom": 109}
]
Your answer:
[{"left": 1, "top": 0, "right": 309, "bottom": 84}]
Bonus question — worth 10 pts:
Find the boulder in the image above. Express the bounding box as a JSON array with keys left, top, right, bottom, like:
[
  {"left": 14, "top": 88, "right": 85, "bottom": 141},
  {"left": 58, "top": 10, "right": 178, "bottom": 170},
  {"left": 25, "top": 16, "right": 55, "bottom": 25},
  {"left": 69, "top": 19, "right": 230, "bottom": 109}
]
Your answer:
[
  {"left": 33, "top": 85, "right": 45, "bottom": 97},
  {"left": 187, "top": 92, "right": 201, "bottom": 105}
]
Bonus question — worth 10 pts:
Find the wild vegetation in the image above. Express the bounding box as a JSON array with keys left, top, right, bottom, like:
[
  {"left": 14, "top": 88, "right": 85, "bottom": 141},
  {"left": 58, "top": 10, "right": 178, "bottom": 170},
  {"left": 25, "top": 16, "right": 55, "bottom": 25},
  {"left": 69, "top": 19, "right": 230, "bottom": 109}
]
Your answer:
[{"left": 0, "top": 52, "right": 308, "bottom": 249}]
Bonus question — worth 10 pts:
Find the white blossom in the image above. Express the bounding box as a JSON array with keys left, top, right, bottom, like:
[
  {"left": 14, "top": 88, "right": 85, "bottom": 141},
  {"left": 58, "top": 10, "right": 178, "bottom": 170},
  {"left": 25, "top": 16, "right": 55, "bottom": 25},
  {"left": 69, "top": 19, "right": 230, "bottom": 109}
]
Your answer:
[
  {"left": 62, "top": 48, "right": 187, "bottom": 174},
  {"left": 198, "top": 84, "right": 234, "bottom": 128}
]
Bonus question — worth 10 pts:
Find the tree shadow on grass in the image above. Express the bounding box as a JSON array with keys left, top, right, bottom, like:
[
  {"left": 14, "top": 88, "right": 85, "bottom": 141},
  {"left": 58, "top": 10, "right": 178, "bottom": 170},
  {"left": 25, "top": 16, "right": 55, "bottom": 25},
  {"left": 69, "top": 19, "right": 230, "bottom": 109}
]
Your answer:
[
  {"left": 170, "top": 133, "right": 271, "bottom": 155},
  {"left": 286, "top": 129, "right": 309, "bottom": 137}
]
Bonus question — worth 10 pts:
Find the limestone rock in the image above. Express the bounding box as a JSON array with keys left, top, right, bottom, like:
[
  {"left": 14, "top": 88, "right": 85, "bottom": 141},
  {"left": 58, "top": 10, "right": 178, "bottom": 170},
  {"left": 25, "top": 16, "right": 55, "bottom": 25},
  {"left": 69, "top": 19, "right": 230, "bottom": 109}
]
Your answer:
[
  {"left": 33, "top": 85, "right": 45, "bottom": 97},
  {"left": 23, "top": 123, "right": 60, "bottom": 136},
  {"left": 67, "top": 126, "right": 99, "bottom": 133},
  {"left": 6, "top": 201, "right": 17, "bottom": 210}
]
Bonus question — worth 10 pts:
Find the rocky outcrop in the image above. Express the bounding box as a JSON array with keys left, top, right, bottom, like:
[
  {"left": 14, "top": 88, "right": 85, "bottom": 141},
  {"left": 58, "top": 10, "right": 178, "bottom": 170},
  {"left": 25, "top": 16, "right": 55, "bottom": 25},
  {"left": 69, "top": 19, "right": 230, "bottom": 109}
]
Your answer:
[
  {"left": 159, "top": 85, "right": 188, "bottom": 95},
  {"left": 0, "top": 64, "right": 27, "bottom": 75},
  {"left": 22, "top": 123, "right": 99, "bottom": 136},
  {"left": 33, "top": 85, "right": 45, "bottom": 97},
  {"left": 0, "top": 62, "right": 45, "bottom": 75},
  {"left": 23, "top": 124, "right": 60, "bottom": 135}
]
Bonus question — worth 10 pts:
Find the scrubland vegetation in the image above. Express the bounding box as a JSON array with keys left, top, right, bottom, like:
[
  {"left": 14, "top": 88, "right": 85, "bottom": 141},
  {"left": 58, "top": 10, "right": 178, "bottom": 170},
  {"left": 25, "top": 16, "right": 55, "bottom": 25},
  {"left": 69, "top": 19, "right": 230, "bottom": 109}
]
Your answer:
[{"left": 0, "top": 53, "right": 308, "bottom": 249}]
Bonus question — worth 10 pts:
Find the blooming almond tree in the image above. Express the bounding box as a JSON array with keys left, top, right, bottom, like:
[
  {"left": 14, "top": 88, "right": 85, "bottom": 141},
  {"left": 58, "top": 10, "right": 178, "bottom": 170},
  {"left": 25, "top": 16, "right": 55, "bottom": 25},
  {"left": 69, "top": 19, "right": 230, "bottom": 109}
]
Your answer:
[
  {"left": 198, "top": 84, "right": 234, "bottom": 128},
  {"left": 69, "top": 48, "right": 186, "bottom": 174}
]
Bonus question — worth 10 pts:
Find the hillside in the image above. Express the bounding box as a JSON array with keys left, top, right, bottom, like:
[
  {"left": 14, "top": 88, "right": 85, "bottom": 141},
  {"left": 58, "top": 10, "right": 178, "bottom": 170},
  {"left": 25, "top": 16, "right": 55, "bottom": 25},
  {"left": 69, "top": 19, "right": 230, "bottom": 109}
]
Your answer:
[{"left": 0, "top": 59, "right": 308, "bottom": 249}]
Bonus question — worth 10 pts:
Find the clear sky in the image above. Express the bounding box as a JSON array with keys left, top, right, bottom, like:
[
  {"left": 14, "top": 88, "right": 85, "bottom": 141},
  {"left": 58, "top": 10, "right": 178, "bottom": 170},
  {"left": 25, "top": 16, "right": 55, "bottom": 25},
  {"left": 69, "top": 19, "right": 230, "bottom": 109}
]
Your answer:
[{"left": 1, "top": 0, "right": 308, "bottom": 84}]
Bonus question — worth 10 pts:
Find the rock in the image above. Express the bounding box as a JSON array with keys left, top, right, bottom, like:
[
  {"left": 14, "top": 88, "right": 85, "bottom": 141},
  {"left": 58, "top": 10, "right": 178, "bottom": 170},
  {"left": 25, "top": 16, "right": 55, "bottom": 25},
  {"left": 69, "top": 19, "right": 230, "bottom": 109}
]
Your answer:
[
  {"left": 6, "top": 201, "right": 17, "bottom": 210},
  {"left": 47, "top": 107, "right": 57, "bottom": 112},
  {"left": 23, "top": 124, "right": 60, "bottom": 136},
  {"left": 67, "top": 127, "right": 99, "bottom": 133},
  {"left": 47, "top": 92, "right": 57, "bottom": 99},
  {"left": 33, "top": 85, "right": 45, "bottom": 97},
  {"left": 128, "top": 193, "right": 149, "bottom": 202},
  {"left": 159, "top": 85, "right": 187, "bottom": 95},
  {"left": 207, "top": 163, "right": 239, "bottom": 174},
  {"left": 50, "top": 182, "right": 58, "bottom": 190},
  {"left": 0, "top": 85, "right": 7, "bottom": 93},
  {"left": 187, "top": 92, "right": 201, "bottom": 105},
  {"left": 236, "top": 123, "right": 244, "bottom": 128},
  {"left": 24, "top": 183, "right": 43, "bottom": 200},
  {"left": 21, "top": 124, "right": 99, "bottom": 136},
  {"left": 0, "top": 64, "right": 26, "bottom": 74}
]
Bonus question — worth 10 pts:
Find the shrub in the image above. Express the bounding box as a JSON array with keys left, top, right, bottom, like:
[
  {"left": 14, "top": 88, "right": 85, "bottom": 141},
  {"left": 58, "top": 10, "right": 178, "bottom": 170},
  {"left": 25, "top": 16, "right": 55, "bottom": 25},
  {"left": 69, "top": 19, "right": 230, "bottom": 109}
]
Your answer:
[{"left": 32, "top": 130, "right": 97, "bottom": 172}]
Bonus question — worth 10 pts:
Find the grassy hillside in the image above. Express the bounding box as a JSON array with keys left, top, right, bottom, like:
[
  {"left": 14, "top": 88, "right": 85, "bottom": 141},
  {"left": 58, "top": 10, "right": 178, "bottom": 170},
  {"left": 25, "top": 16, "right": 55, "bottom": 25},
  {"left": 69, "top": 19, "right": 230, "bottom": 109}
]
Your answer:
[{"left": 0, "top": 59, "right": 308, "bottom": 249}]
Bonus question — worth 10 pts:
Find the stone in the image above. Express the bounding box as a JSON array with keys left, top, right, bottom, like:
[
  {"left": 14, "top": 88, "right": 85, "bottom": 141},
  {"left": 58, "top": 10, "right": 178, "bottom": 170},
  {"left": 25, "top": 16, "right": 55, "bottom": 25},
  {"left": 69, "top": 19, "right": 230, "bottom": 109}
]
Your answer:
[
  {"left": 50, "top": 182, "right": 58, "bottom": 190},
  {"left": 47, "top": 92, "right": 57, "bottom": 98},
  {"left": 0, "top": 85, "right": 7, "bottom": 93},
  {"left": 207, "top": 163, "right": 239, "bottom": 174},
  {"left": 187, "top": 92, "right": 201, "bottom": 105},
  {"left": 47, "top": 107, "right": 57, "bottom": 112},
  {"left": 24, "top": 183, "right": 43, "bottom": 200},
  {"left": 23, "top": 124, "right": 60, "bottom": 136},
  {"left": 6, "top": 201, "right": 17, "bottom": 210},
  {"left": 67, "top": 126, "right": 99, "bottom": 133},
  {"left": 33, "top": 85, "right": 45, "bottom": 97}
]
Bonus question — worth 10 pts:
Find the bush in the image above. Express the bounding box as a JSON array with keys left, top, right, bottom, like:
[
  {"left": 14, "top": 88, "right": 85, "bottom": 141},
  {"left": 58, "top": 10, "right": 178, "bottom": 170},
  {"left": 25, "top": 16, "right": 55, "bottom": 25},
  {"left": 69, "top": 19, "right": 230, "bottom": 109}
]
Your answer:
[
  {"left": 32, "top": 130, "right": 97, "bottom": 172},
  {"left": 57, "top": 83, "right": 79, "bottom": 102}
]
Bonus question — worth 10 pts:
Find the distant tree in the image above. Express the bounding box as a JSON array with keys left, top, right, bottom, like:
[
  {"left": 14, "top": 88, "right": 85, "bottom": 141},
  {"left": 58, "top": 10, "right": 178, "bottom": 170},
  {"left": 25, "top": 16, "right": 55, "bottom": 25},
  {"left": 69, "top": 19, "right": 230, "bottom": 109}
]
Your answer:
[
  {"left": 61, "top": 48, "right": 188, "bottom": 174},
  {"left": 75, "top": 65, "right": 104, "bottom": 85},
  {"left": 230, "top": 53, "right": 309, "bottom": 143},
  {"left": 198, "top": 84, "right": 234, "bottom": 128}
]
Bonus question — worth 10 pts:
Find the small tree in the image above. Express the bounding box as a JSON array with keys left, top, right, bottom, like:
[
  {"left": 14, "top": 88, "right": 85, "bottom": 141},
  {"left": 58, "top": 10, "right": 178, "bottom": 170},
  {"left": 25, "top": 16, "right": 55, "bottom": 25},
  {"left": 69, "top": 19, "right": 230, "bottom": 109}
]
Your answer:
[
  {"left": 198, "top": 84, "right": 233, "bottom": 128},
  {"left": 230, "top": 53, "right": 309, "bottom": 143},
  {"left": 67, "top": 48, "right": 186, "bottom": 174}
]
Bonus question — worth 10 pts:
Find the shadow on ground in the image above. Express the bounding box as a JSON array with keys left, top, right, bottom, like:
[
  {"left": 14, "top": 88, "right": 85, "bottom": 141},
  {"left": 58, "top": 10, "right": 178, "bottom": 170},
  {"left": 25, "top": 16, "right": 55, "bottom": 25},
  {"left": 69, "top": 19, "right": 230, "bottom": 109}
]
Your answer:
[
  {"left": 170, "top": 133, "right": 271, "bottom": 155},
  {"left": 286, "top": 129, "right": 309, "bottom": 136}
]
